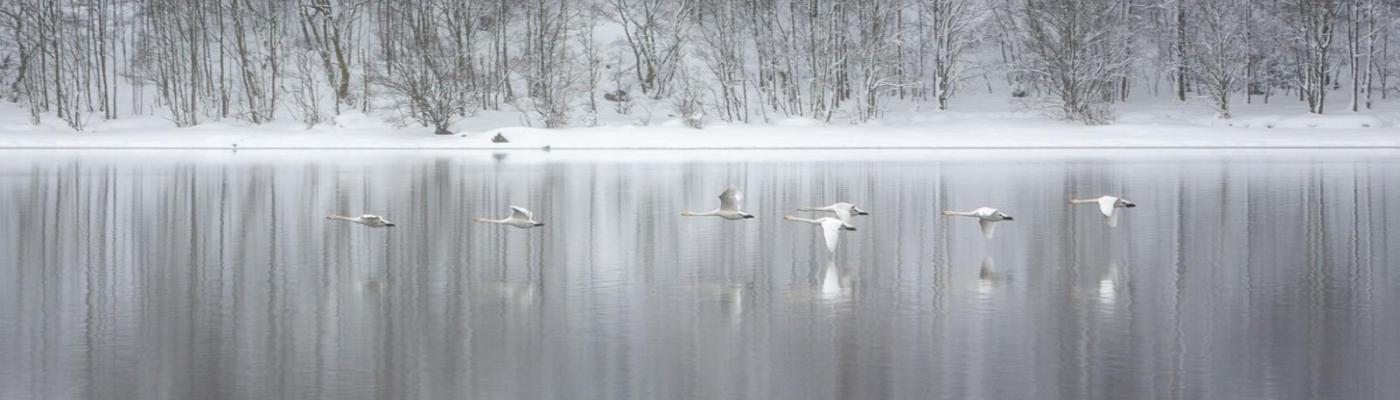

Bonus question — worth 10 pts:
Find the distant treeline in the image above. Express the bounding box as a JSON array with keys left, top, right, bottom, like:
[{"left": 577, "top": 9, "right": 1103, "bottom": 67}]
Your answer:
[{"left": 0, "top": 0, "right": 1394, "bottom": 132}]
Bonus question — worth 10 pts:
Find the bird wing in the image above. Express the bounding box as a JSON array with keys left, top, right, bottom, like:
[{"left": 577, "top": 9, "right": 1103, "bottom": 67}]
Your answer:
[
  {"left": 834, "top": 208, "right": 853, "bottom": 223},
  {"left": 1097, "top": 197, "right": 1118, "bottom": 218},
  {"left": 820, "top": 219, "right": 842, "bottom": 253},
  {"left": 510, "top": 206, "right": 533, "bottom": 221},
  {"left": 979, "top": 219, "right": 997, "bottom": 239},
  {"left": 719, "top": 188, "right": 743, "bottom": 212},
  {"left": 1105, "top": 212, "right": 1120, "bottom": 228}
]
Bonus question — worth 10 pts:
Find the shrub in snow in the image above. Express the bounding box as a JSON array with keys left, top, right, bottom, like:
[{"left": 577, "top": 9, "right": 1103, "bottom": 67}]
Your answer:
[
  {"left": 583, "top": 109, "right": 599, "bottom": 127},
  {"left": 671, "top": 67, "right": 706, "bottom": 129},
  {"left": 605, "top": 89, "right": 634, "bottom": 115},
  {"left": 672, "top": 91, "right": 705, "bottom": 129},
  {"left": 1014, "top": 0, "right": 1129, "bottom": 125},
  {"left": 604, "top": 90, "right": 629, "bottom": 103},
  {"left": 1010, "top": 85, "right": 1029, "bottom": 98},
  {"left": 288, "top": 52, "right": 329, "bottom": 128}
]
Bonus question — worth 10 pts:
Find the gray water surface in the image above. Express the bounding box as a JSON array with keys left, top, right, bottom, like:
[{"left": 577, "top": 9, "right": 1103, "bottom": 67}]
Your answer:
[{"left": 1, "top": 150, "right": 1397, "bottom": 399}]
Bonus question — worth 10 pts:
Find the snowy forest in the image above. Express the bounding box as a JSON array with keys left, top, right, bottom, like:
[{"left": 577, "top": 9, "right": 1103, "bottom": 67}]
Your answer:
[{"left": 0, "top": 0, "right": 1397, "bottom": 133}]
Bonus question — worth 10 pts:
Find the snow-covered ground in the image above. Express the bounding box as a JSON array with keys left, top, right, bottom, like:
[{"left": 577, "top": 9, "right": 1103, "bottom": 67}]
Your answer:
[{"left": 2, "top": 95, "right": 1398, "bottom": 149}]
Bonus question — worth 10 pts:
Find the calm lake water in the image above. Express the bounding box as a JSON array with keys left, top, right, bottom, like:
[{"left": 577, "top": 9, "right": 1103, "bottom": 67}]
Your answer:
[{"left": 1, "top": 150, "right": 1397, "bottom": 399}]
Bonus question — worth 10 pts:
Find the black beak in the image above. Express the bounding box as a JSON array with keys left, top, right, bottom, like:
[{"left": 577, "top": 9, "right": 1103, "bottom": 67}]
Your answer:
[
  {"left": 844, "top": 227, "right": 857, "bottom": 231},
  {"left": 386, "top": 223, "right": 397, "bottom": 227},
  {"left": 743, "top": 215, "right": 755, "bottom": 219},
  {"left": 535, "top": 223, "right": 546, "bottom": 227},
  {"left": 1126, "top": 204, "right": 1137, "bottom": 208},
  {"left": 1003, "top": 217, "right": 1014, "bottom": 221},
  {"left": 857, "top": 211, "right": 870, "bottom": 216}
]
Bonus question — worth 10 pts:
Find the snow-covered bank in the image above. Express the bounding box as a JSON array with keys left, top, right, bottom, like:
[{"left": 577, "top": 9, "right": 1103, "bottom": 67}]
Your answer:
[
  {"left": 5, "top": 149, "right": 1398, "bottom": 167},
  {"left": 3, "top": 100, "right": 1399, "bottom": 149}
]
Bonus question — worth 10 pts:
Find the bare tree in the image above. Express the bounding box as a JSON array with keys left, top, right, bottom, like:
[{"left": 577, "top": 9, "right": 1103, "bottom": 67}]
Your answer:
[
  {"left": 140, "top": 0, "right": 207, "bottom": 127},
  {"left": 695, "top": 0, "right": 749, "bottom": 123},
  {"left": 918, "top": 0, "right": 984, "bottom": 110},
  {"left": 610, "top": 0, "right": 691, "bottom": 99},
  {"left": 1190, "top": 0, "right": 1248, "bottom": 118},
  {"left": 375, "top": 0, "right": 476, "bottom": 135},
  {"left": 746, "top": 0, "right": 804, "bottom": 118},
  {"left": 671, "top": 64, "right": 705, "bottom": 128},
  {"left": 1274, "top": 0, "right": 1340, "bottom": 114},
  {"left": 521, "top": 0, "right": 573, "bottom": 128},
  {"left": 1344, "top": 0, "right": 1381, "bottom": 111},
  {"left": 1017, "top": 0, "right": 1134, "bottom": 123},
  {"left": 576, "top": 4, "right": 604, "bottom": 126},
  {"left": 297, "top": 0, "right": 365, "bottom": 113},
  {"left": 1175, "top": 0, "right": 1189, "bottom": 102},
  {"left": 226, "top": 0, "right": 287, "bottom": 123},
  {"left": 850, "top": 0, "right": 903, "bottom": 121}
]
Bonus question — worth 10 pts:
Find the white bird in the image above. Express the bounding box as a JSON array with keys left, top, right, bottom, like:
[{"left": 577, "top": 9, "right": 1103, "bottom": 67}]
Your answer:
[
  {"left": 1070, "top": 196, "right": 1136, "bottom": 227},
  {"left": 326, "top": 214, "right": 396, "bottom": 228},
  {"left": 797, "top": 202, "right": 869, "bottom": 224},
  {"left": 682, "top": 188, "right": 754, "bottom": 220},
  {"left": 475, "top": 206, "right": 545, "bottom": 228},
  {"left": 784, "top": 215, "right": 856, "bottom": 253},
  {"left": 942, "top": 207, "right": 1014, "bottom": 239}
]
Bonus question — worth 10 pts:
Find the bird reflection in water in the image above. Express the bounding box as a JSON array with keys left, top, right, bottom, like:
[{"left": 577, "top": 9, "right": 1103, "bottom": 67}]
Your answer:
[
  {"left": 819, "top": 260, "right": 847, "bottom": 301},
  {"left": 977, "top": 255, "right": 999, "bottom": 297},
  {"left": 1098, "top": 261, "right": 1121, "bottom": 305},
  {"left": 719, "top": 283, "right": 746, "bottom": 320},
  {"left": 487, "top": 280, "right": 541, "bottom": 312}
]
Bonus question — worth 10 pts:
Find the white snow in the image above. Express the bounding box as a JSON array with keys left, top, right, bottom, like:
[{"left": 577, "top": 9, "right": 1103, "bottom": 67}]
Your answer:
[{"left": 2, "top": 97, "right": 1398, "bottom": 150}]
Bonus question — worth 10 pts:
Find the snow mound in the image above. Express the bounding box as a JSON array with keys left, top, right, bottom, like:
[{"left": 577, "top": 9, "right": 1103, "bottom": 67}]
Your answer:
[
  {"left": 776, "top": 116, "right": 822, "bottom": 127},
  {"left": 1271, "top": 114, "right": 1388, "bottom": 130},
  {"left": 334, "top": 112, "right": 393, "bottom": 130},
  {"left": 658, "top": 119, "right": 689, "bottom": 128}
]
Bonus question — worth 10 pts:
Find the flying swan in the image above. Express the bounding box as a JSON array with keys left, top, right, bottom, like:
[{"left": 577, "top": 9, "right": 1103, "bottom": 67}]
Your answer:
[
  {"left": 1070, "top": 196, "right": 1136, "bottom": 227},
  {"left": 475, "top": 206, "right": 545, "bottom": 229},
  {"left": 942, "top": 207, "right": 1014, "bottom": 239},
  {"left": 797, "top": 202, "right": 869, "bottom": 224},
  {"left": 682, "top": 188, "right": 755, "bottom": 220},
  {"left": 326, "top": 214, "right": 396, "bottom": 228},
  {"left": 784, "top": 215, "right": 856, "bottom": 253}
]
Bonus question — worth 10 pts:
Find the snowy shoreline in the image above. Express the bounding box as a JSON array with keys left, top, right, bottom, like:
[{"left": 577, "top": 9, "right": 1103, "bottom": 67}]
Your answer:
[
  {"left": 3, "top": 125, "right": 1398, "bottom": 150},
  {"left": 5, "top": 101, "right": 1400, "bottom": 150}
]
